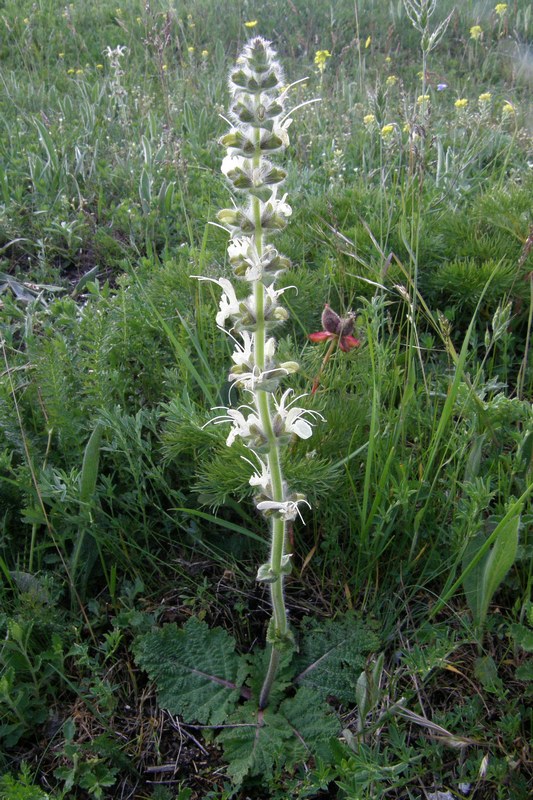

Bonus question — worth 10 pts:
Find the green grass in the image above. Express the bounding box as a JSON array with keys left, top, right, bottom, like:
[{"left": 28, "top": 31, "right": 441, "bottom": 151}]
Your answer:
[{"left": 0, "top": 1, "right": 532, "bottom": 798}]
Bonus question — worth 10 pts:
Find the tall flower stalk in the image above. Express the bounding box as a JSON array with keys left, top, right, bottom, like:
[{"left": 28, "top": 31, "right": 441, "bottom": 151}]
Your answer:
[{"left": 200, "top": 38, "right": 317, "bottom": 709}]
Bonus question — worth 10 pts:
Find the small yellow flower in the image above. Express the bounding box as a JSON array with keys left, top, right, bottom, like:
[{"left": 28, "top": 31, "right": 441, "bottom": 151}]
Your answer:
[
  {"left": 478, "top": 92, "right": 492, "bottom": 103},
  {"left": 314, "top": 49, "right": 332, "bottom": 73},
  {"left": 365, "top": 35, "right": 372, "bottom": 48},
  {"left": 23, "top": 17, "right": 29, "bottom": 24},
  {"left": 380, "top": 124, "right": 395, "bottom": 140},
  {"left": 454, "top": 98, "right": 468, "bottom": 109},
  {"left": 58, "top": 52, "right": 65, "bottom": 58},
  {"left": 244, "top": 20, "right": 258, "bottom": 28},
  {"left": 417, "top": 94, "right": 430, "bottom": 105},
  {"left": 187, "top": 46, "right": 195, "bottom": 54},
  {"left": 96, "top": 64, "right": 104, "bottom": 69},
  {"left": 385, "top": 56, "right": 392, "bottom": 63},
  {"left": 201, "top": 49, "right": 209, "bottom": 57},
  {"left": 403, "top": 122, "right": 411, "bottom": 133},
  {"left": 67, "top": 68, "right": 75, "bottom": 74},
  {"left": 470, "top": 25, "right": 483, "bottom": 41},
  {"left": 494, "top": 4, "right": 507, "bottom": 16},
  {"left": 363, "top": 113, "right": 375, "bottom": 126},
  {"left": 115, "top": 7, "right": 122, "bottom": 16},
  {"left": 502, "top": 101, "right": 515, "bottom": 116},
  {"left": 136, "top": 16, "right": 142, "bottom": 23},
  {"left": 75, "top": 68, "right": 83, "bottom": 75},
  {"left": 162, "top": 64, "right": 168, "bottom": 71},
  {"left": 386, "top": 75, "right": 398, "bottom": 87}
]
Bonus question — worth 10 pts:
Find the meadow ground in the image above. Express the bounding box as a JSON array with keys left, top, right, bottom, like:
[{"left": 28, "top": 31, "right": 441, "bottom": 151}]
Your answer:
[{"left": 0, "top": 1, "right": 532, "bottom": 798}]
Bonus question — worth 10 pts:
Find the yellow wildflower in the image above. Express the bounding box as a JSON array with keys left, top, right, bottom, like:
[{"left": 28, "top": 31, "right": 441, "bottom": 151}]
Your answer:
[
  {"left": 187, "top": 46, "right": 194, "bottom": 54},
  {"left": 244, "top": 20, "right": 258, "bottom": 28},
  {"left": 162, "top": 64, "right": 168, "bottom": 71},
  {"left": 470, "top": 25, "right": 483, "bottom": 41},
  {"left": 363, "top": 113, "right": 375, "bottom": 126},
  {"left": 58, "top": 53, "right": 65, "bottom": 58},
  {"left": 201, "top": 49, "right": 209, "bottom": 57},
  {"left": 75, "top": 69, "right": 83, "bottom": 75},
  {"left": 454, "top": 98, "right": 468, "bottom": 109},
  {"left": 494, "top": 4, "right": 507, "bottom": 16},
  {"left": 478, "top": 92, "right": 492, "bottom": 103},
  {"left": 386, "top": 75, "right": 398, "bottom": 87},
  {"left": 67, "top": 68, "right": 75, "bottom": 74},
  {"left": 380, "top": 124, "right": 395, "bottom": 140},
  {"left": 314, "top": 50, "right": 332, "bottom": 73},
  {"left": 385, "top": 56, "right": 392, "bottom": 63},
  {"left": 115, "top": 7, "right": 122, "bottom": 16},
  {"left": 365, "top": 36, "right": 372, "bottom": 48},
  {"left": 502, "top": 101, "right": 515, "bottom": 116},
  {"left": 23, "top": 18, "right": 29, "bottom": 24},
  {"left": 96, "top": 63, "right": 104, "bottom": 69},
  {"left": 403, "top": 123, "right": 411, "bottom": 133},
  {"left": 136, "top": 16, "right": 142, "bottom": 23},
  {"left": 417, "top": 94, "right": 430, "bottom": 105}
]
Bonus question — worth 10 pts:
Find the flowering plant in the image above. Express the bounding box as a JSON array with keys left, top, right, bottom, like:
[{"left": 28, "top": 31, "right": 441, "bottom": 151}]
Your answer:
[{"left": 199, "top": 37, "right": 317, "bottom": 708}]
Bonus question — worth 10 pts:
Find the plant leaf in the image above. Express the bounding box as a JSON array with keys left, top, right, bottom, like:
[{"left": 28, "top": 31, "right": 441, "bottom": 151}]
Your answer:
[
  {"left": 293, "top": 615, "right": 380, "bottom": 703},
  {"left": 463, "top": 515, "right": 520, "bottom": 632},
  {"left": 133, "top": 617, "right": 248, "bottom": 724},
  {"left": 218, "top": 687, "right": 339, "bottom": 786}
]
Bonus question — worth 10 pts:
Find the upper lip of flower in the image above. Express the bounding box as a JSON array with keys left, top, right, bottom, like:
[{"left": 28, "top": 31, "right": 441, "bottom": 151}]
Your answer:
[{"left": 272, "top": 389, "right": 324, "bottom": 438}]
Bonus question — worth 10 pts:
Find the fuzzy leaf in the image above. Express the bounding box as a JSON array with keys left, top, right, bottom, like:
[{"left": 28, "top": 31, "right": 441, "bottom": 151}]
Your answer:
[
  {"left": 133, "top": 617, "right": 247, "bottom": 724},
  {"left": 279, "top": 687, "right": 340, "bottom": 761},
  {"left": 463, "top": 515, "right": 520, "bottom": 632},
  {"left": 218, "top": 687, "right": 339, "bottom": 786},
  {"left": 218, "top": 706, "right": 290, "bottom": 786},
  {"left": 293, "top": 615, "right": 380, "bottom": 703}
]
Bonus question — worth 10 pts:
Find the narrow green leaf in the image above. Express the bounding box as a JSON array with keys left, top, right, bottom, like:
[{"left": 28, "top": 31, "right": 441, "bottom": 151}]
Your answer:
[
  {"left": 79, "top": 422, "right": 104, "bottom": 504},
  {"left": 34, "top": 118, "right": 59, "bottom": 171},
  {"left": 463, "top": 515, "right": 520, "bottom": 632}
]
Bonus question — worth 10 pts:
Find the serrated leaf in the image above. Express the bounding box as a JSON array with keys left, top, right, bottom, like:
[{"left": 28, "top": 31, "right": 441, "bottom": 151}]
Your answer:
[
  {"left": 511, "top": 623, "right": 533, "bottom": 653},
  {"left": 218, "top": 687, "right": 339, "bottom": 786},
  {"left": 293, "top": 615, "right": 380, "bottom": 703},
  {"left": 515, "top": 660, "right": 533, "bottom": 682},
  {"left": 218, "top": 705, "right": 291, "bottom": 786},
  {"left": 133, "top": 617, "right": 248, "bottom": 724},
  {"left": 279, "top": 687, "right": 340, "bottom": 762}
]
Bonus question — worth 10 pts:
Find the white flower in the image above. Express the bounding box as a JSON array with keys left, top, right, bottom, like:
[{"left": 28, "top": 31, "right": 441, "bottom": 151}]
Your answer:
[
  {"left": 230, "top": 330, "right": 255, "bottom": 367},
  {"left": 193, "top": 275, "right": 243, "bottom": 328},
  {"left": 272, "top": 389, "right": 324, "bottom": 440},
  {"left": 210, "top": 405, "right": 263, "bottom": 447},
  {"left": 227, "top": 237, "right": 263, "bottom": 281},
  {"left": 221, "top": 154, "right": 247, "bottom": 177},
  {"left": 227, "top": 237, "right": 250, "bottom": 262},
  {"left": 262, "top": 187, "right": 292, "bottom": 220},
  {"left": 256, "top": 497, "right": 311, "bottom": 522},
  {"left": 247, "top": 456, "right": 272, "bottom": 492},
  {"left": 273, "top": 117, "right": 292, "bottom": 147}
]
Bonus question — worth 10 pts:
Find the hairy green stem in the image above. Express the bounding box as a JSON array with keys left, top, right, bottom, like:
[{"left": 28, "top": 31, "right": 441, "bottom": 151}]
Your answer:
[{"left": 250, "top": 108, "right": 289, "bottom": 709}]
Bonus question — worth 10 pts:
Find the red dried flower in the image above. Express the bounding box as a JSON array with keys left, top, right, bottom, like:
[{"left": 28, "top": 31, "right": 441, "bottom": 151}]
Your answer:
[{"left": 308, "top": 304, "right": 360, "bottom": 352}]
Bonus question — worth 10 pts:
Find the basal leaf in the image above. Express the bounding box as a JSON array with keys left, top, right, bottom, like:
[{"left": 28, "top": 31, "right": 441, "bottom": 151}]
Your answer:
[
  {"left": 279, "top": 686, "right": 340, "bottom": 762},
  {"left": 218, "top": 687, "right": 339, "bottom": 786},
  {"left": 217, "top": 705, "right": 291, "bottom": 786},
  {"left": 133, "top": 617, "right": 248, "bottom": 724},
  {"left": 293, "top": 615, "right": 380, "bottom": 703}
]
